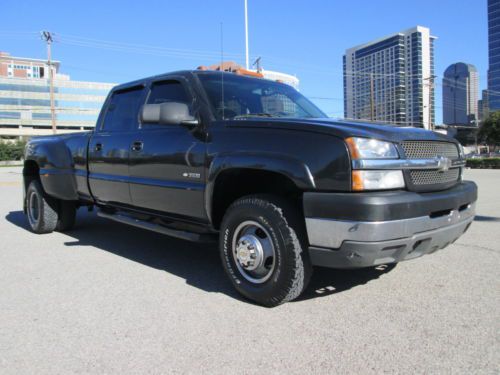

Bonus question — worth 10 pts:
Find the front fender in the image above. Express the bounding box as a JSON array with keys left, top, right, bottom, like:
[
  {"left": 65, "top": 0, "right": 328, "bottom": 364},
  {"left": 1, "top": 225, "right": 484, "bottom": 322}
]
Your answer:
[
  {"left": 25, "top": 138, "right": 78, "bottom": 201},
  {"left": 205, "top": 152, "right": 315, "bottom": 220}
]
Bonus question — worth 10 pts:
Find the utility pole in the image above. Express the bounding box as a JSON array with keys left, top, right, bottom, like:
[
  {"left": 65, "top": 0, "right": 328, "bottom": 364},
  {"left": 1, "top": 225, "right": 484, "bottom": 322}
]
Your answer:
[
  {"left": 424, "top": 75, "right": 436, "bottom": 131},
  {"left": 370, "top": 73, "right": 375, "bottom": 121},
  {"left": 252, "top": 56, "right": 261, "bottom": 73},
  {"left": 244, "top": 0, "right": 249, "bottom": 70},
  {"left": 41, "top": 31, "right": 56, "bottom": 134}
]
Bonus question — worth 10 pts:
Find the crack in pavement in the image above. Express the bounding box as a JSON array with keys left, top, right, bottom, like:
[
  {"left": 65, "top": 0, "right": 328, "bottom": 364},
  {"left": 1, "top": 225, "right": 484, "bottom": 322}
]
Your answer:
[{"left": 454, "top": 242, "right": 500, "bottom": 254}]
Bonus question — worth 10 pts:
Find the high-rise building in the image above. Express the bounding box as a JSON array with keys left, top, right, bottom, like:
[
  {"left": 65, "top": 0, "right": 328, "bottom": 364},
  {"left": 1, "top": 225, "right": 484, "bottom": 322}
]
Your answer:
[
  {"left": 0, "top": 51, "right": 115, "bottom": 137},
  {"left": 442, "top": 63, "right": 479, "bottom": 125},
  {"left": 480, "top": 89, "right": 490, "bottom": 121},
  {"left": 343, "top": 26, "right": 436, "bottom": 129},
  {"left": 488, "top": 0, "right": 500, "bottom": 111}
]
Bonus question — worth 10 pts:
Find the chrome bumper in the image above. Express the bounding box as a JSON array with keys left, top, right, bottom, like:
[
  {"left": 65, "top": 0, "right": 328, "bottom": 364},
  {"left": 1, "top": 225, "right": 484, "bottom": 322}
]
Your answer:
[{"left": 306, "top": 203, "right": 475, "bottom": 269}]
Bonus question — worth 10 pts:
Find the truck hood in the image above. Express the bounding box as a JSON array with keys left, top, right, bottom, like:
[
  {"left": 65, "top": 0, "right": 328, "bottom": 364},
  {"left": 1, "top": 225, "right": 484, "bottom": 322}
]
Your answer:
[{"left": 228, "top": 118, "right": 455, "bottom": 143}]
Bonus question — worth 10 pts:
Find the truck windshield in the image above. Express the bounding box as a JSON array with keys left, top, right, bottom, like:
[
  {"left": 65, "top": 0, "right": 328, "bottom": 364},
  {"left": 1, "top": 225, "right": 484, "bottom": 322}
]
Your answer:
[{"left": 197, "top": 72, "right": 326, "bottom": 120}]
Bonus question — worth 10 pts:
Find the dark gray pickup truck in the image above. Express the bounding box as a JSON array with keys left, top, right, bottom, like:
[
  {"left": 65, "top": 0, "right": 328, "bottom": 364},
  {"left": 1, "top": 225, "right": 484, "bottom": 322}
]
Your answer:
[{"left": 22, "top": 70, "right": 477, "bottom": 306}]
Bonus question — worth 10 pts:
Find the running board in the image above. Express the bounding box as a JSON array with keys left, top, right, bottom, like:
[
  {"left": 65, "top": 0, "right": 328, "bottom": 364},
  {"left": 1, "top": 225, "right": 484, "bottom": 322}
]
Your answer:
[{"left": 97, "top": 210, "right": 216, "bottom": 243}]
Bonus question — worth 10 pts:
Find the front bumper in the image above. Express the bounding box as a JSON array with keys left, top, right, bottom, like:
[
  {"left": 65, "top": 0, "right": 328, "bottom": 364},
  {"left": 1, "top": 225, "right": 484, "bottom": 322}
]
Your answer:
[{"left": 304, "top": 181, "right": 477, "bottom": 269}]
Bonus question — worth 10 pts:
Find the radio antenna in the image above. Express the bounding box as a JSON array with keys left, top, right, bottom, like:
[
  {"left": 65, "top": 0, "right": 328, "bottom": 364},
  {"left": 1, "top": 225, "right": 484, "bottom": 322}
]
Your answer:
[{"left": 220, "top": 22, "right": 225, "bottom": 120}]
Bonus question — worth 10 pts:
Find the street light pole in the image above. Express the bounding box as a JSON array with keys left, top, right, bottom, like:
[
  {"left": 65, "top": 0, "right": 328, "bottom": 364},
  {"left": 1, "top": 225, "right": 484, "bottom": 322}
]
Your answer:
[{"left": 244, "top": 0, "right": 249, "bottom": 70}]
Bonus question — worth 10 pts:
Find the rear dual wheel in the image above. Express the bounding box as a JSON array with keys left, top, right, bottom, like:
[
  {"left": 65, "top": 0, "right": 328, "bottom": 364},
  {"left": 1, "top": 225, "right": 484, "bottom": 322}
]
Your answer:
[
  {"left": 220, "top": 195, "right": 312, "bottom": 307},
  {"left": 26, "top": 180, "right": 76, "bottom": 234}
]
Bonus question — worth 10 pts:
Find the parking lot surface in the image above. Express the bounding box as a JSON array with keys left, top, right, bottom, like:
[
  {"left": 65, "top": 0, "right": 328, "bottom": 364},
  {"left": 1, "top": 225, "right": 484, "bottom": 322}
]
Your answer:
[{"left": 0, "top": 167, "right": 499, "bottom": 374}]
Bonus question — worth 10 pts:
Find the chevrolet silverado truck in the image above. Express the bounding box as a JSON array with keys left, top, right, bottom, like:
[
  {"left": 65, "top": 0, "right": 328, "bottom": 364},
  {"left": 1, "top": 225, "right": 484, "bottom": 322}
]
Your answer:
[{"left": 23, "top": 70, "right": 477, "bottom": 306}]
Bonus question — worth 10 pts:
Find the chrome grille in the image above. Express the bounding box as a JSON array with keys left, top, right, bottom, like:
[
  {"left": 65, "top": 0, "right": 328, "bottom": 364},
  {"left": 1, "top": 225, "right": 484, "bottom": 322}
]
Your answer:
[
  {"left": 401, "top": 141, "right": 459, "bottom": 159},
  {"left": 409, "top": 169, "right": 460, "bottom": 186}
]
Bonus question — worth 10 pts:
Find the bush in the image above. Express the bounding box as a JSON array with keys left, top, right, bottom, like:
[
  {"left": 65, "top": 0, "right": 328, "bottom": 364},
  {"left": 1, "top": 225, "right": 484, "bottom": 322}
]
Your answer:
[
  {"left": 466, "top": 158, "right": 500, "bottom": 169},
  {"left": 0, "top": 140, "right": 26, "bottom": 161},
  {"left": 479, "top": 112, "right": 500, "bottom": 147}
]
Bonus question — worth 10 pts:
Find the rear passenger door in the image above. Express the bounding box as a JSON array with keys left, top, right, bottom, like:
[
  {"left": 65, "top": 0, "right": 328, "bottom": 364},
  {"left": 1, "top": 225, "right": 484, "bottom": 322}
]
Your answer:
[
  {"left": 128, "top": 78, "right": 207, "bottom": 221},
  {"left": 88, "top": 86, "right": 145, "bottom": 206}
]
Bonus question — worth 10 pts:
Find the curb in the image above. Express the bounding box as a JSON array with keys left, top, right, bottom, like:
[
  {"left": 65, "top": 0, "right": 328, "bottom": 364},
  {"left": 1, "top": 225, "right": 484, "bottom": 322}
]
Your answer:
[{"left": 0, "top": 160, "right": 23, "bottom": 166}]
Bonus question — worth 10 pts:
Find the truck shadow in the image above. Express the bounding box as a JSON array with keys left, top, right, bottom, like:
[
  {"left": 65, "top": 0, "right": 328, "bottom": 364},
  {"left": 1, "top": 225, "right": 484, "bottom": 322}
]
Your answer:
[
  {"left": 296, "top": 264, "right": 396, "bottom": 301},
  {"left": 6, "top": 209, "right": 395, "bottom": 305}
]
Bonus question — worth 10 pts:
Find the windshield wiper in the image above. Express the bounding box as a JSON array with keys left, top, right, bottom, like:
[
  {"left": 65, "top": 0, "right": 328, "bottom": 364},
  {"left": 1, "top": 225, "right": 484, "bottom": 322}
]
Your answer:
[{"left": 233, "top": 113, "right": 276, "bottom": 119}]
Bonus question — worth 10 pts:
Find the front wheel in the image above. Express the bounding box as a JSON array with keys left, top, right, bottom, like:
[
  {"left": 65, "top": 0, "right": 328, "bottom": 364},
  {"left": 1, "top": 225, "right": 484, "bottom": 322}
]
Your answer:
[{"left": 219, "top": 195, "right": 312, "bottom": 307}]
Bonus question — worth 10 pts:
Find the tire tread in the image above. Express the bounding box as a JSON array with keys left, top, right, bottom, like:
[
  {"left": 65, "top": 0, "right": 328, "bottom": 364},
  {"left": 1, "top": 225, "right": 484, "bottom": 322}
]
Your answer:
[
  {"left": 26, "top": 180, "right": 58, "bottom": 234},
  {"left": 220, "top": 194, "right": 312, "bottom": 307}
]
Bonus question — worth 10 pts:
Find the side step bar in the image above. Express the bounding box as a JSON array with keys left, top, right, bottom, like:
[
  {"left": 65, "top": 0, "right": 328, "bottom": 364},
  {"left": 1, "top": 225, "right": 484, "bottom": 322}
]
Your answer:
[{"left": 97, "top": 210, "right": 216, "bottom": 243}]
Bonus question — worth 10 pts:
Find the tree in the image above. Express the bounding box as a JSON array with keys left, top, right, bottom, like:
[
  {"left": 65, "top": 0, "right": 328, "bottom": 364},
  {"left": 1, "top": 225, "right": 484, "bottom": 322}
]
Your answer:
[
  {"left": 0, "top": 140, "right": 26, "bottom": 161},
  {"left": 479, "top": 111, "right": 500, "bottom": 150}
]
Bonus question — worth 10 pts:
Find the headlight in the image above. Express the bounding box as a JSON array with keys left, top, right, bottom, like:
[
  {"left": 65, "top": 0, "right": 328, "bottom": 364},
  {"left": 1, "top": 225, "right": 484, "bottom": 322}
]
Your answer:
[
  {"left": 346, "top": 137, "right": 404, "bottom": 191},
  {"left": 346, "top": 137, "right": 399, "bottom": 159},
  {"left": 352, "top": 170, "right": 405, "bottom": 191}
]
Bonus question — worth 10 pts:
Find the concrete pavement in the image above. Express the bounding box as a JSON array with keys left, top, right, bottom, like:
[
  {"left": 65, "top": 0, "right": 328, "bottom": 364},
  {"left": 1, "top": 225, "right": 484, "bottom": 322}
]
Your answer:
[{"left": 0, "top": 167, "right": 498, "bottom": 374}]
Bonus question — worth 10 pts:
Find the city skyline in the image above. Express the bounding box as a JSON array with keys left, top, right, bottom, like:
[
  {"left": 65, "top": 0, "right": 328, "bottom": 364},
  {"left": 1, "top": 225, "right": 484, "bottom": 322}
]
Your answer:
[
  {"left": 0, "top": 0, "right": 489, "bottom": 124},
  {"left": 343, "top": 26, "right": 435, "bottom": 129}
]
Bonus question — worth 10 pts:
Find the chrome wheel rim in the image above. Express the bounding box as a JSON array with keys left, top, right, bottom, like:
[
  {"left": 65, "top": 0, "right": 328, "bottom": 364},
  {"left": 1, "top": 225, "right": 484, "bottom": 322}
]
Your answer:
[
  {"left": 27, "top": 191, "right": 40, "bottom": 228},
  {"left": 232, "top": 220, "right": 276, "bottom": 284}
]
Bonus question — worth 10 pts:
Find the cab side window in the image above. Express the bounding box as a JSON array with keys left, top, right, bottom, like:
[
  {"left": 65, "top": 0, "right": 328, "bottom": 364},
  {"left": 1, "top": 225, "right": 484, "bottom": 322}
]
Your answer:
[
  {"left": 147, "top": 81, "right": 190, "bottom": 106},
  {"left": 102, "top": 86, "right": 144, "bottom": 132}
]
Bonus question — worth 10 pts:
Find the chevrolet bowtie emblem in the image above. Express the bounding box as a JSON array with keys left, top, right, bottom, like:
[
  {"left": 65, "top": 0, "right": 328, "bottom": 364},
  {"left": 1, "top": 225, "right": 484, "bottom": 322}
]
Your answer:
[{"left": 436, "top": 155, "right": 452, "bottom": 172}]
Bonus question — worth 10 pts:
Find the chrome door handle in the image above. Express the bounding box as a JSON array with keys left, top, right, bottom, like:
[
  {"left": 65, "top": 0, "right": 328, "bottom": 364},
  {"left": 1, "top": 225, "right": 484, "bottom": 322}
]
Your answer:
[{"left": 95, "top": 143, "right": 103, "bottom": 152}]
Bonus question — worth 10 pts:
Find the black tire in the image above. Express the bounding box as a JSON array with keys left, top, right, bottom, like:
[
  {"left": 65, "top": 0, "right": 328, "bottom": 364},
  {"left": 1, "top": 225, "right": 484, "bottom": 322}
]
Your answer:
[
  {"left": 26, "top": 180, "right": 58, "bottom": 234},
  {"left": 219, "top": 194, "right": 312, "bottom": 307},
  {"left": 56, "top": 201, "right": 76, "bottom": 232}
]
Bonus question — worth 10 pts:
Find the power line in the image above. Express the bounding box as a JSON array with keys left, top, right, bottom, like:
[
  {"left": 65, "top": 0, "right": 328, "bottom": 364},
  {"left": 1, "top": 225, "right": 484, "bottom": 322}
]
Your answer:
[{"left": 0, "top": 29, "right": 492, "bottom": 127}]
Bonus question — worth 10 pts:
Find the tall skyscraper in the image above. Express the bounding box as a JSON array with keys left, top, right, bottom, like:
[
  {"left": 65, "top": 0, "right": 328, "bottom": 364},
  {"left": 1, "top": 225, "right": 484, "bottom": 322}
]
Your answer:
[
  {"left": 343, "top": 26, "right": 436, "bottom": 129},
  {"left": 488, "top": 0, "right": 500, "bottom": 111},
  {"left": 442, "top": 63, "right": 479, "bottom": 125}
]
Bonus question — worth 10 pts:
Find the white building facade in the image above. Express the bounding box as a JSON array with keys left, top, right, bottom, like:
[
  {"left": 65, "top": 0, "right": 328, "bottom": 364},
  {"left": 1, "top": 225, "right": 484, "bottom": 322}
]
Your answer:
[
  {"left": 0, "top": 51, "right": 115, "bottom": 137},
  {"left": 343, "top": 26, "right": 436, "bottom": 129}
]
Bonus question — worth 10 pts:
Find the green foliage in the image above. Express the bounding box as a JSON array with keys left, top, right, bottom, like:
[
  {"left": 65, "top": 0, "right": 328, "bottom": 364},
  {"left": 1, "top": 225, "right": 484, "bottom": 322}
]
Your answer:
[
  {"left": 479, "top": 112, "right": 500, "bottom": 147},
  {"left": 0, "top": 140, "right": 26, "bottom": 161},
  {"left": 466, "top": 158, "right": 500, "bottom": 169}
]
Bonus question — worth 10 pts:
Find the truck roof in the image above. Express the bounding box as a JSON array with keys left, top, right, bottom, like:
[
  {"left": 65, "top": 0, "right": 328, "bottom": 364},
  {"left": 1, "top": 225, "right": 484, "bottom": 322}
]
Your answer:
[
  {"left": 111, "top": 70, "right": 195, "bottom": 92},
  {"left": 110, "top": 69, "right": 286, "bottom": 93}
]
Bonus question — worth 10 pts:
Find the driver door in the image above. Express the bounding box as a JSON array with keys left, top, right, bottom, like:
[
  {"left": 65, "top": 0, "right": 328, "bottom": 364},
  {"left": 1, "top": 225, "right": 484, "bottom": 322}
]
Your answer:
[{"left": 128, "top": 78, "right": 207, "bottom": 221}]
